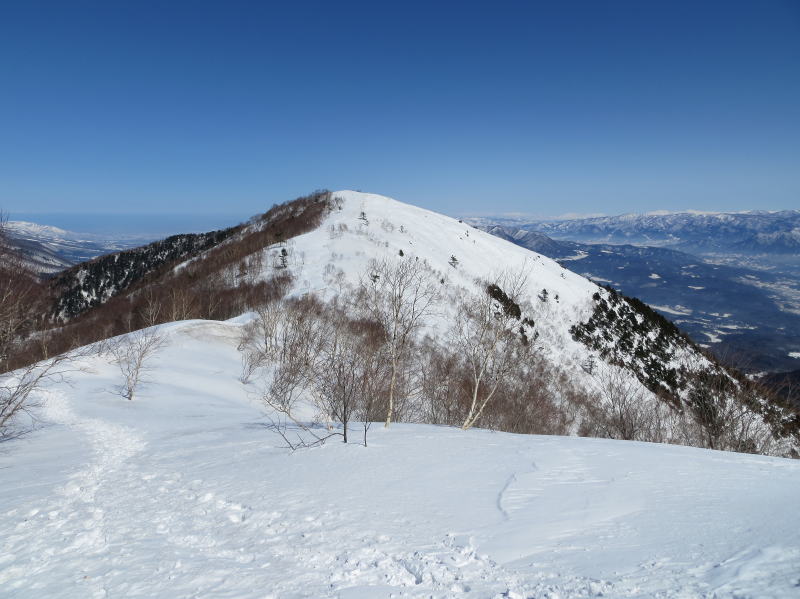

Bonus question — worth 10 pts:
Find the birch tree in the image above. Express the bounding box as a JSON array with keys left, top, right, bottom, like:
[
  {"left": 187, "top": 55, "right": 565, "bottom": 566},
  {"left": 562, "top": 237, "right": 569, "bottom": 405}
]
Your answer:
[
  {"left": 452, "top": 272, "right": 532, "bottom": 430},
  {"left": 359, "top": 258, "right": 439, "bottom": 427}
]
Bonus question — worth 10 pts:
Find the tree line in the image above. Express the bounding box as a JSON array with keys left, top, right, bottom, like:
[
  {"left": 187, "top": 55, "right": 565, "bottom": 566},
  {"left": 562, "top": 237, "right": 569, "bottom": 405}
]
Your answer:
[{"left": 239, "top": 256, "right": 795, "bottom": 455}]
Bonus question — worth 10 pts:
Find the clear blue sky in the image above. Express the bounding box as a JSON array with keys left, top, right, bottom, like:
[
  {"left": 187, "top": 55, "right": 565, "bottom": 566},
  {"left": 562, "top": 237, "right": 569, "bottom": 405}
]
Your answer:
[{"left": 1, "top": 0, "right": 798, "bottom": 221}]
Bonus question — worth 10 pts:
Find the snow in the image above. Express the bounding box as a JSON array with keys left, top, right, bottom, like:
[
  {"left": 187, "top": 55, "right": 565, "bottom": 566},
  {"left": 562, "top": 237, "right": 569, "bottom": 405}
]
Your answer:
[
  {"left": 651, "top": 304, "right": 693, "bottom": 316},
  {"left": 249, "top": 190, "right": 625, "bottom": 401},
  {"left": 5, "top": 220, "right": 145, "bottom": 245},
  {"left": 6, "top": 220, "right": 73, "bottom": 239},
  {"left": 287, "top": 191, "right": 596, "bottom": 314},
  {"left": 2, "top": 320, "right": 800, "bottom": 598},
  {"left": 789, "top": 352, "right": 800, "bottom": 359},
  {"left": 268, "top": 191, "right": 724, "bottom": 419},
  {"left": 558, "top": 250, "right": 589, "bottom": 261}
]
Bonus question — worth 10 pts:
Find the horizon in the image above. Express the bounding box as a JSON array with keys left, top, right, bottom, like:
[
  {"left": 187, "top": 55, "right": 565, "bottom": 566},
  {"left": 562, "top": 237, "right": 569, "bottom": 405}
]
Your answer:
[
  {"left": 1, "top": 1, "right": 798, "bottom": 217},
  {"left": 8, "top": 196, "right": 799, "bottom": 238},
  {"left": 7, "top": 198, "right": 800, "bottom": 240}
]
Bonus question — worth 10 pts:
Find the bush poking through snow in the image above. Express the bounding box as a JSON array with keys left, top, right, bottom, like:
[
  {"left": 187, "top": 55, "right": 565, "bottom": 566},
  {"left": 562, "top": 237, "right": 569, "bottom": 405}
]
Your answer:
[
  {"left": 0, "top": 214, "right": 79, "bottom": 440},
  {"left": 0, "top": 354, "right": 76, "bottom": 442},
  {"left": 108, "top": 328, "right": 166, "bottom": 401}
]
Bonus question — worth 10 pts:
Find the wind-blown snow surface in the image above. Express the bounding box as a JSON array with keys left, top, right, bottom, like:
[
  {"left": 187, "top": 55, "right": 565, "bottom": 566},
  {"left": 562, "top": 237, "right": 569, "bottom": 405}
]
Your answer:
[{"left": 2, "top": 320, "right": 799, "bottom": 598}]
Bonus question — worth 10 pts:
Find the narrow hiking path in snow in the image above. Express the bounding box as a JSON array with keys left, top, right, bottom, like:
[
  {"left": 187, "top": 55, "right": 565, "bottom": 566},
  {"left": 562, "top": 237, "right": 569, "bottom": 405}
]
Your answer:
[
  {"left": 2, "top": 321, "right": 800, "bottom": 598},
  {"left": 1, "top": 390, "right": 147, "bottom": 597}
]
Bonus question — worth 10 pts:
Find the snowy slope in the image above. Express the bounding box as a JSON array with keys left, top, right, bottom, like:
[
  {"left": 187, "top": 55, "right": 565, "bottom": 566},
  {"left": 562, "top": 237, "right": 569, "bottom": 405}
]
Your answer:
[
  {"left": 1, "top": 319, "right": 799, "bottom": 598},
  {"left": 245, "top": 191, "right": 723, "bottom": 424},
  {"left": 258, "top": 191, "right": 643, "bottom": 390},
  {"left": 26, "top": 190, "right": 795, "bottom": 453},
  {"left": 281, "top": 191, "right": 596, "bottom": 311}
]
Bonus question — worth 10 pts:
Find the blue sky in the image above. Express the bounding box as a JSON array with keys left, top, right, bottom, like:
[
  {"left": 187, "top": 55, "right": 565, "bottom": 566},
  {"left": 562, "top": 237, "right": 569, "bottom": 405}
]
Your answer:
[{"left": 1, "top": 0, "right": 798, "bottom": 224}]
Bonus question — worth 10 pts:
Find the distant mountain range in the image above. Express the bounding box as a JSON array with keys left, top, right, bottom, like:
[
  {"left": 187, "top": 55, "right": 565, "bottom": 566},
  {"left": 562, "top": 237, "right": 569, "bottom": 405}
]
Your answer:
[
  {"left": 6, "top": 209, "right": 800, "bottom": 375},
  {"left": 4, "top": 221, "right": 152, "bottom": 274},
  {"left": 469, "top": 210, "right": 800, "bottom": 255},
  {"left": 474, "top": 210, "right": 800, "bottom": 374}
]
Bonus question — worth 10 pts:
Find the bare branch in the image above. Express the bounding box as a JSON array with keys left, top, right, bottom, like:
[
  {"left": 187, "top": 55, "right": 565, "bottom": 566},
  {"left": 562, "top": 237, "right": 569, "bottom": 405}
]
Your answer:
[{"left": 107, "top": 328, "right": 167, "bottom": 400}]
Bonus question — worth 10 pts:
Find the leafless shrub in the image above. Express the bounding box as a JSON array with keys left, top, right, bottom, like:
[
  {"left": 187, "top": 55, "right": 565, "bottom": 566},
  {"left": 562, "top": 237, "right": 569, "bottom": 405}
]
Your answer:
[
  {"left": 270, "top": 306, "right": 326, "bottom": 411},
  {"left": 108, "top": 328, "right": 166, "bottom": 400},
  {"left": 242, "top": 296, "right": 340, "bottom": 448},
  {"left": 242, "top": 293, "right": 390, "bottom": 447},
  {"left": 487, "top": 359, "right": 573, "bottom": 436},
  {"left": 588, "top": 368, "right": 652, "bottom": 441},
  {"left": 238, "top": 300, "right": 285, "bottom": 383},
  {"left": 312, "top": 307, "right": 388, "bottom": 445},
  {"left": 416, "top": 337, "right": 466, "bottom": 426},
  {"left": 0, "top": 352, "right": 76, "bottom": 442},
  {"left": 681, "top": 371, "right": 775, "bottom": 453},
  {"left": 0, "top": 215, "right": 67, "bottom": 440}
]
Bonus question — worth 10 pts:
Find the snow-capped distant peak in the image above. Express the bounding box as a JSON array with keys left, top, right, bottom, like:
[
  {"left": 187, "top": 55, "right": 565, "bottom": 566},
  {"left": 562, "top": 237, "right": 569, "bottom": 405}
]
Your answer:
[{"left": 6, "top": 220, "right": 73, "bottom": 239}]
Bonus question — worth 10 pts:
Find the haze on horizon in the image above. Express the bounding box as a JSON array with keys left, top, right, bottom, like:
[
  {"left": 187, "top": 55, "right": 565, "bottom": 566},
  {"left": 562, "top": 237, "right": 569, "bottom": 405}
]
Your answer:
[{"left": 1, "top": 0, "right": 798, "bottom": 218}]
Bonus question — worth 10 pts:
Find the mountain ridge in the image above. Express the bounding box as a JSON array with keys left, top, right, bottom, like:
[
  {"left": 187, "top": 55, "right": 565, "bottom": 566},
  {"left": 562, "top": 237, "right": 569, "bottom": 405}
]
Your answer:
[{"left": 9, "top": 189, "right": 794, "bottom": 457}]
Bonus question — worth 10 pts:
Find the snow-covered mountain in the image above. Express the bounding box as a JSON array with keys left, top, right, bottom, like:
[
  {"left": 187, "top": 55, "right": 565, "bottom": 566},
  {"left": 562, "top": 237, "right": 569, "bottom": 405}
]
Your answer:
[
  {"left": 3, "top": 191, "right": 800, "bottom": 597},
  {"left": 36, "top": 191, "right": 799, "bottom": 457},
  {"left": 484, "top": 210, "right": 800, "bottom": 255},
  {"left": 4, "top": 220, "right": 152, "bottom": 274},
  {"left": 1, "top": 319, "right": 798, "bottom": 597}
]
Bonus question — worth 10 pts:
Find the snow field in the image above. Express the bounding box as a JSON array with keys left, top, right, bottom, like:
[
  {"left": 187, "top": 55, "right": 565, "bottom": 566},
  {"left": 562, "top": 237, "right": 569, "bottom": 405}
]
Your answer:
[{"left": 1, "top": 320, "right": 799, "bottom": 598}]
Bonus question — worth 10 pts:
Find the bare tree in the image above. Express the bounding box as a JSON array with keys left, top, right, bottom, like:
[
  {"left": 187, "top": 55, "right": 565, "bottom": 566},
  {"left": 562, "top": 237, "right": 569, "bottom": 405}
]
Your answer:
[
  {"left": 167, "top": 287, "right": 197, "bottom": 321},
  {"left": 417, "top": 337, "right": 465, "bottom": 426},
  {"left": 359, "top": 257, "right": 439, "bottom": 427},
  {"left": 0, "top": 214, "right": 63, "bottom": 441},
  {"left": 312, "top": 309, "right": 381, "bottom": 444},
  {"left": 684, "top": 370, "right": 774, "bottom": 453},
  {"left": 452, "top": 271, "right": 533, "bottom": 430},
  {"left": 238, "top": 299, "right": 285, "bottom": 383},
  {"left": 590, "top": 368, "right": 652, "bottom": 441},
  {"left": 108, "top": 327, "right": 166, "bottom": 400},
  {"left": 240, "top": 297, "right": 338, "bottom": 449},
  {"left": 138, "top": 286, "right": 164, "bottom": 328},
  {"left": 0, "top": 215, "right": 47, "bottom": 374}
]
